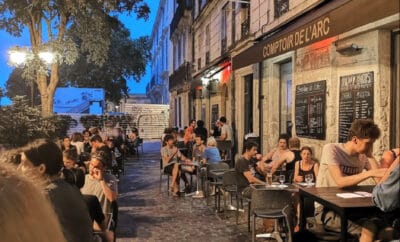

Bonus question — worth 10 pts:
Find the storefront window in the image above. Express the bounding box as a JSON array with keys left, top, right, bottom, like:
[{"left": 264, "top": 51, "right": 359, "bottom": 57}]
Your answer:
[{"left": 280, "top": 61, "right": 292, "bottom": 136}]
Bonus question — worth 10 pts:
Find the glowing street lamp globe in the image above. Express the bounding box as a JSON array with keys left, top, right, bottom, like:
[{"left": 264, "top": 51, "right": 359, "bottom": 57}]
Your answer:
[
  {"left": 38, "top": 51, "right": 55, "bottom": 64},
  {"left": 8, "top": 50, "right": 28, "bottom": 65}
]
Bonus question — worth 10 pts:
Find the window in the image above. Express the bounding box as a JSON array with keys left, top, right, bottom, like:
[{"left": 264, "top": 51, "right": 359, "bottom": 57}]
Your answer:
[
  {"left": 274, "top": 0, "right": 289, "bottom": 18},
  {"left": 279, "top": 61, "right": 292, "bottom": 136},
  {"left": 205, "top": 25, "right": 210, "bottom": 64},
  {"left": 221, "top": 3, "right": 228, "bottom": 54},
  {"left": 178, "top": 97, "right": 182, "bottom": 128},
  {"left": 244, "top": 74, "right": 253, "bottom": 134}
]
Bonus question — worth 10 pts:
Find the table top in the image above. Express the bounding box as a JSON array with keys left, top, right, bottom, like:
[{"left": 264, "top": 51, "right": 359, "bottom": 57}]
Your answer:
[
  {"left": 251, "top": 183, "right": 299, "bottom": 192},
  {"left": 299, "top": 185, "right": 375, "bottom": 209}
]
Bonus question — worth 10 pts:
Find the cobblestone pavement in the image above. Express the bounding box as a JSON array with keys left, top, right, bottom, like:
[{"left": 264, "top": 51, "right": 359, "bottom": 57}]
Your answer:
[{"left": 116, "top": 141, "right": 251, "bottom": 242}]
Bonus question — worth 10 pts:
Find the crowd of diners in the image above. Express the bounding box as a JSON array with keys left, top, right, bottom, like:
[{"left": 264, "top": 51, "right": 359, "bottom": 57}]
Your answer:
[
  {"left": 0, "top": 126, "right": 139, "bottom": 242},
  {"left": 161, "top": 118, "right": 399, "bottom": 241}
]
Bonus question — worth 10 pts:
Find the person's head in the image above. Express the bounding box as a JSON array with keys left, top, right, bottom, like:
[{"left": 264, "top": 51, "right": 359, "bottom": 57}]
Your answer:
[
  {"left": 243, "top": 141, "right": 258, "bottom": 157},
  {"left": 190, "top": 119, "right": 196, "bottom": 127},
  {"left": 347, "top": 119, "right": 380, "bottom": 154},
  {"left": 19, "top": 139, "right": 63, "bottom": 177},
  {"left": 289, "top": 137, "right": 300, "bottom": 150},
  {"left": 89, "top": 127, "right": 99, "bottom": 135},
  {"left": 380, "top": 149, "right": 397, "bottom": 168},
  {"left": 90, "top": 134, "right": 103, "bottom": 148},
  {"left": 82, "top": 130, "right": 90, "bottom": 141},
  {"left": 277, "top": 133, "right": 290, "bottom": 150},
  {"left": 196, "top": 120, "right": 204, "bottom": 128},
  {"left": 62, "top": 136, "right": 71, "bottom": 148},
  {"left": 164, "top": 134, "right": 175, "bottom": 146},
  {"left": 62, "top": 148, "right": 78, "bottom": 169},
  {"left": 0, "top": 162, "right": 67, "bottom": 242},
  {"left": 300, "top": 146, "right": 313, "bottom": 161},
  {"left": 219, "top": 116, "right": 227, "bottom": 124},
  {"left": 71, "top": 132, "right": 83, "bottom": 142},
  {"left": 88, "top": 151, "right": 107, "bottom": 175},
  {"left": 194, "top": 134, "right": 205, "bottom": 146},
  {"left": 207, "top": 137, "right": 217, "bottom": 147}
]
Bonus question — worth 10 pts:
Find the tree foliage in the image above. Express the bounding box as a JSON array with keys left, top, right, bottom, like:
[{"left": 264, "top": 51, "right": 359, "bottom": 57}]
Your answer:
[
  {"left": 5, "top": 68, "right": 41, "bottom": 106},
  {"left": 0, "top": 0, "right": 150, "bottom": 116},
  {"left": 59, "top": 19, "right": 151, "bottom": 104},
  {"left": 0, "top": 96, "right": 72, "bottom": 147}
]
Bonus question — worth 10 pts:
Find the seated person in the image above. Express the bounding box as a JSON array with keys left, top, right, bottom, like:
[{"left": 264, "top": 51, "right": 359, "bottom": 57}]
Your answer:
[
  {"left": 202, "top": 137, "right": 222, "bottom": 164},
  {"left": 19, "top": 139, "right": 93, "bottom": 242},
  {"left": 161, "top": 134, "right": 192, "bottom": 196},
  {"left": 380, "top": 148, "right": 399, "bottom": 168},
  {"left": 63, "top": 148, "right": 87, "bottom": 173},
  {"left": 257, "top": 133, "right": 294, "bottom": 177},
  {"left": 293, "top": 146, "right": 319, "bottom": 183},
  {"left": 315, "top": 119, "right": 386, "bottom": 237},
  {"left": 235, "top": 141, "right": 265, "bottom": 199},
  {"left": 192, "top": 134, "right": 206, "bottom": 162},
  {"left": 81, "top": 150, "right": 118, "bottom": 215},
  {"left": 360, "top": 153, "right": 399, "bottom": 242}
]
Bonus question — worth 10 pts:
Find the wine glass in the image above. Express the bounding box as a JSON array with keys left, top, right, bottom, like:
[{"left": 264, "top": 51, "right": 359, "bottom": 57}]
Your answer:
[
  {"left": 279, "top": 175, "right": 285, "bottom": 185},
  {"left": 305, "top": 174, "right": 313, "bottom": 186}
]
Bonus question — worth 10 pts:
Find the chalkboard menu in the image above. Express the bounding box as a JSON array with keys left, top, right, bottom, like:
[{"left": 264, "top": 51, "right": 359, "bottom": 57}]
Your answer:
[
  {"left": 338, "top": 71, "right": 374, "bottom": 142},
  {"left": 295, "top": 80, "right": 326, "bottom": 140}
]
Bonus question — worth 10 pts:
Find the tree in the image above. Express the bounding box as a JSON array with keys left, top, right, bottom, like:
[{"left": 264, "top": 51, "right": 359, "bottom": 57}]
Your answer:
[
  {"left": 59, "top": 19, "right": 151, "bottom": 104},
  {"left": 1, "top": 0, "right": 150, "bottom": 116},
  {"left": 5, "top": 68, "right": 41, "bottom": 106}
]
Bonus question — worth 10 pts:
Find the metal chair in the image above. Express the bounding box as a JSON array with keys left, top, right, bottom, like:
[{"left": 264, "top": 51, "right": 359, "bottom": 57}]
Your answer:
[
  {"left": 222, "top": 169, "right": 244, "bottom": 224},
  {"left": 206, "top": 161, "right": 230, "bottom": 207},
  {"left": 159, "top": 159, "right": 171, "bottom": 194},
  {"left": 251, "top": 189, "right": 292, "bottom": 242},
  {"left": 137, "top": 137, "right": 144, "bottom": 155}
]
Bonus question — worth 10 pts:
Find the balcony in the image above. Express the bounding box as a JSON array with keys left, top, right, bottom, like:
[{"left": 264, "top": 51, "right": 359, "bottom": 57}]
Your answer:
[
  {"left": 170, "top": 0, "right": 193, "bottom": 37},
  {"left": 241, "top": 18, "right": 250, "bottom": 39},
  {"left": 221, "top": 37, "right": 227, "bottom": 55}
]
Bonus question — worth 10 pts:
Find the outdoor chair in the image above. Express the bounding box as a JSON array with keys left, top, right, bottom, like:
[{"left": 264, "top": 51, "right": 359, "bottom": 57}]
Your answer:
[
  {"left": 159, "top": 159, "right": 171, "bottom": 194},
  {"left": 206, "top": 161, "right": 230, "bottom": 207},
  {"left": 251, "top": 189, "right": 292, "bottom": 242},
  {"left": 222, "top": 169, "right": 244, "bottom": 224}
]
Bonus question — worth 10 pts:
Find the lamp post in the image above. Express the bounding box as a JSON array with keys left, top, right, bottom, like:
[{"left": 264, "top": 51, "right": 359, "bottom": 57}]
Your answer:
[{"left": 8, "top": 47, "right": 55, "bottom": 107}]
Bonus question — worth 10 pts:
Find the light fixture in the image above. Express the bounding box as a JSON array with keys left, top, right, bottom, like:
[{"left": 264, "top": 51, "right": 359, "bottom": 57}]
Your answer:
[
  {"left": 335, "top": 43, "right": 362, "bottom": 56},
  {"left": 38, "top": 51, "right": 55, "bottom": 64},
  {"left": 8, "top": 50, "right": 28, "bottom": 65}
]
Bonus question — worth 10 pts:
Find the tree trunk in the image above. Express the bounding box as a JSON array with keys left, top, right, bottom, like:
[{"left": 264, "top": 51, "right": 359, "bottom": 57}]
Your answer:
[{"left": 36, "top": 63, "right": 59, "bottom": 117}]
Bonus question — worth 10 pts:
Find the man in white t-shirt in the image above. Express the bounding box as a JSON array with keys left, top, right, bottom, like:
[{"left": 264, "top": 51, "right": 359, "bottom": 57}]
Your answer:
[
  {"left": 218, "top": 116, "right": 233, "bottom": 142},
  {"left": 315, "top": 119, "right": 387, "bottom": 237}
]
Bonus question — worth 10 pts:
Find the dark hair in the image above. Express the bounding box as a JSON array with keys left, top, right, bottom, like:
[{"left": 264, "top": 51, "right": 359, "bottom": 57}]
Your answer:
[
  {"left": 90, "top": 150, "right": 107, "bottom": 166},
  {"left": 22, "top": 139, "right": 63, "bottom": 176},
  {"left": 300, "top": 146, "right": 313, "bottom": 154},
  {"left": 190, "top": 119, "right": 196, "bottom": 124},
  {"left": 348, "top": 119, "right": 381, "bottom": 141},
  {"left": 62, "top": 168, "right": 85, "bottom": 189},
  {"left": 219, "top": 116, "right": 227, "bottom": 123},
  {"left": 278, "top": 133, "right": 290, "bottom": 144},
  {"left": 195, "top": 133, "right": 206, "bottom": 142},
  {"left": 196, "top": 120, "right": 204, "bottom": 127},
  {"left": 243, "top": 141, "right": 258, "bottom": 153},
  {"left": 90, "top": 134, "right": 103, "bottom": 143},
  {"left": 71, "top": 132, "right": 83, "bottom": 142},
  {"left": 163, "top": 134, "right": 175, "bottom": 143},
  {"left": 63, "top": 148, "right": 78, "bottom": 162}
]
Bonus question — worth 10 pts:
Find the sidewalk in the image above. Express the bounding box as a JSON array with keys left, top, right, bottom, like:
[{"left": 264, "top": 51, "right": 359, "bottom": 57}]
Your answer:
[{"left": 116, "top": 141, "right": 250, "bottom": 242}]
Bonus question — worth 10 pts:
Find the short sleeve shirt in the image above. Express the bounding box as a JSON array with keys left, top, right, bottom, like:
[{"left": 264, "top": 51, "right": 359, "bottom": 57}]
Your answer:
[
  {"left": 220, "top": 124, "right": 233, "bottom": 141},
  {"left": 161, "top": 146, "right": 182, "bottom": 167},
  {"left": 235, "top": 156, "right": 251, "bottom": 188},
  {"left": 316, "top": 143, "right": 370, "bottom": 187}
]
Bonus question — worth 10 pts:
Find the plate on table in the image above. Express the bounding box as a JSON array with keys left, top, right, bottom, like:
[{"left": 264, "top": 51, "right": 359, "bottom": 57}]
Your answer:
[
  {"left": 298, "top": 182, "right": 315, "bottom": 187},
  {"left": 270, "top": 184, "right": 288, "bottom": 188}
]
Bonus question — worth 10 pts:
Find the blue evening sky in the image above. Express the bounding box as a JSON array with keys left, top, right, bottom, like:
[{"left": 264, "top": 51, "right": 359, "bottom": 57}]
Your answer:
[{"left": 0, "top": 1, "right": 158, "bottom": 105}]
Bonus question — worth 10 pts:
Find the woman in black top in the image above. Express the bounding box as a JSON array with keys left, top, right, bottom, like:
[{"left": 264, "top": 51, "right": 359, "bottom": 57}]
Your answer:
[{"left": 293, "top": 146, "right": 319, "bottom": 183}]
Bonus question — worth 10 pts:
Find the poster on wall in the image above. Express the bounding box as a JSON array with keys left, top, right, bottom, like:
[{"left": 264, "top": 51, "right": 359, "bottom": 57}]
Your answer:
[
  {"left": 338, "top": 71, "right": 374, "bottom": 142},
  {"left": 295, "top": 80, "right": 326, "bottom": 140}
]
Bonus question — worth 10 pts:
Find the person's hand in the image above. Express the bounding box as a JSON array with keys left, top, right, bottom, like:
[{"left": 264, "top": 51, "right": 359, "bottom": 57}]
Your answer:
[
  {"left": 295, "top": 176, "right": 303, "bottom": 182},
  {"left": 255, "top": 154, "right": 262, "bottom": 160},
  {"left": 92, "top": 168, "right": 104, "bottom": 181}
]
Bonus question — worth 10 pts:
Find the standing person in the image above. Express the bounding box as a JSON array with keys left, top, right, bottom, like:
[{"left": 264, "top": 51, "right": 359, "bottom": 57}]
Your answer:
[
  {"left": 71, "top": 132, "right": 85, "bottom": 155},
  {"left": 82, "top": 129, "right": 92, "bottom": 154},
  {"left": 315, "top": 119, "right": 387, "bottom": 236},
  {"left": 218, "top": 116, "right": 233, "bottom": 142},
  {"left": 0, "top": 162, "right": 67, "bottom": 242},
  {"left": 184, "top": 119, "right": 196, "bottom": 145},
  {"left": 18, "top": 139, "right": 93, "bottom": 242},
  {"left": 194, "top": 120, "right": 208, "bottom": 138}
]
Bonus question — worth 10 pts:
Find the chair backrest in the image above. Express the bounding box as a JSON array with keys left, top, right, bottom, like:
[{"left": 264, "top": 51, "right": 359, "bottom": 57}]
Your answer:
[
  {"left": 111, "top": 200, "right": 118, "bottom": 230},
  {"left": 207, "top": 161, "right": 230, "bottom": 171},
  {"left": 222, "top": 169, "right": 238, "bottom": 188},
  {"left": 160, "top": 158, "right": 163, "bottom": 170},
  {"left": 138, "top": 138, "right": 143, "bottom": 145},
  {"left": 282, "top": 205, "right": 294, "bottom": 242},
  {"left": 251, "top": 189, "right": 292, "bottom": 212}
]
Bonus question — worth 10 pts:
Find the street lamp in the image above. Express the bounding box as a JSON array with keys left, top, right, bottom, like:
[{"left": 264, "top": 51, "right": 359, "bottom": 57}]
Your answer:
[{"left": 8, "top": 47, "right": 56, "bottom": 107}]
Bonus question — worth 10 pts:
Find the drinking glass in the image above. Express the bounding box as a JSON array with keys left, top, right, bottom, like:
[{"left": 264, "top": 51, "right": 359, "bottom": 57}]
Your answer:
[
  {"left": 305, "top": 174, "right": 313, "bottom": 186},
  {"left": 266, "top": 172, "right": 273, "bottom": 186},
  {"left": 279, "top": 175, "right": 285, "bottom": 185}
]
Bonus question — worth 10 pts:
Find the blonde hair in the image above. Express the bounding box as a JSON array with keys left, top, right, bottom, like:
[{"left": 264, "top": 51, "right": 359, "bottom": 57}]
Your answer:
[
  {"left": 0, "top": 162, "right": 67, "bottom": 242},
  {"left": 207, "top": 137, "right": 217, "bottom": 147}
]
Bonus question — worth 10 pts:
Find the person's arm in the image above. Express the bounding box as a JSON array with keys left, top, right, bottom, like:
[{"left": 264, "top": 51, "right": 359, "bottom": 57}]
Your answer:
[
  {"left": 100, "top": 177, "right": 117, "bottom": 202},
  {"left": 327, "top": 164, "right": 387, "bottom": 188},
  {"left": 313, "top": 162, "right": 319, "bottom": 181},
  {"left": 372, "top": 159, "right": 399, "bottom": 212},
  {"left": 293, "top": 161, "right": 302, "bottom": 183},
  {"left": 261, "top": 148, "right": 276, "bottom": 162},
  {"left": 243, "top": 170, "right": 264, "bottom": 184},
  {"left": 219, "top": 128, "right": 227, "bottom": 141}
]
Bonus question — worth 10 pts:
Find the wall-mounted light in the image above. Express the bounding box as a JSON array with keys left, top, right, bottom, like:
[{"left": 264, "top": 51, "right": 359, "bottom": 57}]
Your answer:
[{"left": 335, "top": 43, "right": 362, "bottom": 56}]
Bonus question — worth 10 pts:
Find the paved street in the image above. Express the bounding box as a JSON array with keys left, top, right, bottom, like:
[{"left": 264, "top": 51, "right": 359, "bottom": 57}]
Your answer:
[{"left": 116, "top": 141, "right": 250, "bottom": 242}]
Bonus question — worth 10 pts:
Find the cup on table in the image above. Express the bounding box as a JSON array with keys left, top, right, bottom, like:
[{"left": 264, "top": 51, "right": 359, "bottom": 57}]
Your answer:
[
  {"left": 279, "top": 175, "right": 285, "bottom": 185},
  {"left": 305, "top": 174, "right": 313, "bottom": 186},
  {"left": 266, "top": 172, "right": 273, "bottom": 186}
]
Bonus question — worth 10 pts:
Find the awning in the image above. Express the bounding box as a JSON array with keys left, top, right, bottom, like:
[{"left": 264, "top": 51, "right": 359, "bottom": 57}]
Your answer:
[{"left": 232, "top": 0, "right": 399, "bottom": 70}]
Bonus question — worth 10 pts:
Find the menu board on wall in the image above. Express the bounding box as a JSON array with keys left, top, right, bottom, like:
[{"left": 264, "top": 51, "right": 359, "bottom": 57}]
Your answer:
[
  {"left": 295, "top": 80, "right": 326, "bottom": 140},
  {"left": 338, "top": 71, "right": 374, "bottom": 142}
]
